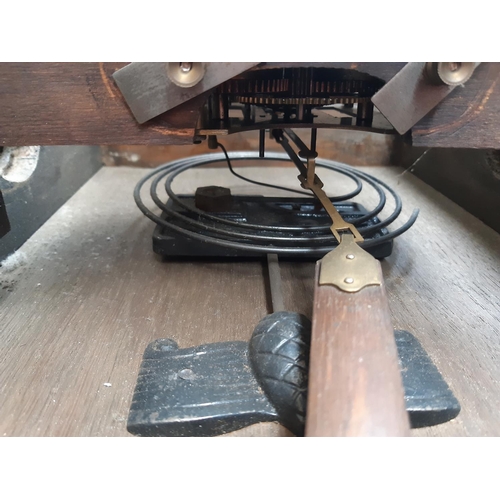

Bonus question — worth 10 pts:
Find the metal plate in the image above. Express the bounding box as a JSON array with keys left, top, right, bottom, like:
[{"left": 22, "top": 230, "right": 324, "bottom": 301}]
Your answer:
[
  {"left": 371, "top": 62, "right": 454, "bottom": 135},
  {"left": 319, "top": 233, "right": 381, "bottom": 292},
  {"left": 113, "top": 62, "right": 258, "bottom": 124}
]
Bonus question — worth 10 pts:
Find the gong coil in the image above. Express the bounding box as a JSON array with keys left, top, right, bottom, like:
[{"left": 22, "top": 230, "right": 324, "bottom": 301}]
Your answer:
[{"left": 134, "top": 152, "right": 419, "bottom": 256}]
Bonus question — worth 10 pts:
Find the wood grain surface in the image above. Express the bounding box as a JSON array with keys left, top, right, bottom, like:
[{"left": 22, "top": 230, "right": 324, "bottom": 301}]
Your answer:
[
  {"left": 2, "top": 62, "right": 500, "bottom": 148},
  {"left": 0, "top": 162, "right": 499, "bottom": 437},
  {"left": 306, "top": 263, "right": 410, "bottom": 437},
  {"left": 0, "top": 63, "right": 207, "bottom": 146},
  {"left": 0, "top": 62, "right": 402, "bottom": 147}
]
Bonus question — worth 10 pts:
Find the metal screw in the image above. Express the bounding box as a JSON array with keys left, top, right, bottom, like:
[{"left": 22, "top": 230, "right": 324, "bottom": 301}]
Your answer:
[
  {"left": 344, "top": 277, "right": 354, "bottom": 284},
  {"left": 426, "top": 62, "right": 477, "bottom": 86},
  {"left": 346, "top": 254, "right": 355, "bottom": 260},
  {"left": 180, "top": 62, "right": 193, "bottom": 73}
]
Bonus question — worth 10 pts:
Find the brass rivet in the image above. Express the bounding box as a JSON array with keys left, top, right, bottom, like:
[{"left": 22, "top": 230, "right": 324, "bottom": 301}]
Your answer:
[
  {"left": 344, "top": 277, "right": 354, "bottom": 284},
  {"left": 346, "top": 254, "right": 355, "bottom": 260}
]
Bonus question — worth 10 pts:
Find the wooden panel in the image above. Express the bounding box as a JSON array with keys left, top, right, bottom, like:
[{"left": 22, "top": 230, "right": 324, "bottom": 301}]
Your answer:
[
  {"left": 0, "top": 62, "right": 400, "bottom": 147},
  {"left": 0, "top": 164, "right": 499, "bottom": 436},
  {"left": 1, "top": 62, "right": 399, "bottom": 147},
  {"left": 0, "top": 63, "right": 207, "bottom": 146},
  {"left": 2, "top": 61, "right": 500, "bottom": 148}
]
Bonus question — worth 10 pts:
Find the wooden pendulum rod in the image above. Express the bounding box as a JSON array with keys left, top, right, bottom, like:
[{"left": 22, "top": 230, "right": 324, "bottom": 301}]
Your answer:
[
  {"left": 275, "top": 129, "right": 409, "bottom": 436},
  {"left": 301, "top": 156, "right": 410, "bottom": 436},
  {"left": 305, "top": 234, "right": 410, "bottom": 436}
]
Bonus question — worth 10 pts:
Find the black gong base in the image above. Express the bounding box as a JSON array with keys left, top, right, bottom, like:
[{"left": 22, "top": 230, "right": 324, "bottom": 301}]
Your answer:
[
  {"left": 127, "top": 312, "right": 460, "bottom": 437},
  {"left": 152, "top": 196, "right": 394, "bottom": 260}
]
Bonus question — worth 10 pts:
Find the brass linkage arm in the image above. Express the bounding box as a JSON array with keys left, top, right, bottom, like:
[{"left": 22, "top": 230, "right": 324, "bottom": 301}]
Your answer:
[
  {"left": 274, "top": 129, "right": 363, "bottom": 244},
  {"left": 275, "top": 128, "right": 410, "bottom": 436}
]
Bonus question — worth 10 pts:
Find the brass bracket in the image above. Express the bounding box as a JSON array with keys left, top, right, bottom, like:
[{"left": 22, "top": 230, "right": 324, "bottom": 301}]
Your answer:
[
  {"left": 298, "top": 174, "right": 364, "bottom": 244},
  {"left": 319, "top": 233, "right": 381, "bottom": 292}
]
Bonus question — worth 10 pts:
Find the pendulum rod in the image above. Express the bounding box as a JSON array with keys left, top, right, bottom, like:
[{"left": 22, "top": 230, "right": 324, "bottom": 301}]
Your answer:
[{"left": 274, "top": 127, "right": 410, "bottom": 437}]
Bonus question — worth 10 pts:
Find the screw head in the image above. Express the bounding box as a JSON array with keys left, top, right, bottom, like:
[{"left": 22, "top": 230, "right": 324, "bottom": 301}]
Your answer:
[
  {"left": 426, "top": 62, "right": 477, "bottom": 86},
  {"left": 344, "top": 277, "right": 354, "bottom": 284},
  {"left": 180, "top": 62, "right": 193, "bottom": 73},
  {"left": 167, "top": 62, "right": 205, "bottom": 88}
]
